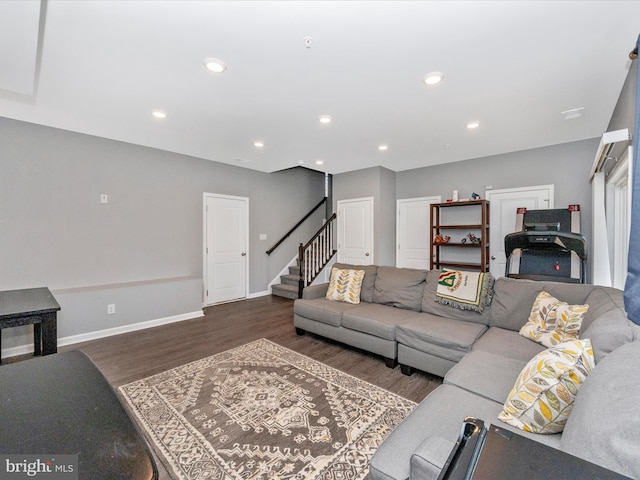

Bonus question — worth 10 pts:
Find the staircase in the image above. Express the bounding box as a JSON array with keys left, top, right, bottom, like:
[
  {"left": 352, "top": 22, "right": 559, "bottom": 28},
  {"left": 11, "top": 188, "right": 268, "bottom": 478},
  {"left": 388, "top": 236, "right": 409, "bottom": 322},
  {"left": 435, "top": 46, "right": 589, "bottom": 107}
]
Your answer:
[
  {"left": 271, "top": 213, "right": 337, "bottom": 299},
  {"left": 271, "top": 261, "right": 302, "bottom": 300}
]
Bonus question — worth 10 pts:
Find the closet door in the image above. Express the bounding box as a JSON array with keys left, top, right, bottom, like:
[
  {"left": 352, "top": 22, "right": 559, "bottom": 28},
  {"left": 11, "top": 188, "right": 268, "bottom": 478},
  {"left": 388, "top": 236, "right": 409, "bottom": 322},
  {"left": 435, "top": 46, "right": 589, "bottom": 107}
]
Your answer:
[{"left": 337, "top": 197, "right": 374, "bottom": 265}]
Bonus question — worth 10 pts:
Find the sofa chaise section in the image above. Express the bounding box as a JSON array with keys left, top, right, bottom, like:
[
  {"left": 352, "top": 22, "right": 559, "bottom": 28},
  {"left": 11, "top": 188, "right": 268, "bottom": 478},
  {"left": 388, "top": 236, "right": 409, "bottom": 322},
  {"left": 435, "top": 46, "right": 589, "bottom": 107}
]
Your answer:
[{"left": 396, "top": 313, "right": 488, "bottom": 377}]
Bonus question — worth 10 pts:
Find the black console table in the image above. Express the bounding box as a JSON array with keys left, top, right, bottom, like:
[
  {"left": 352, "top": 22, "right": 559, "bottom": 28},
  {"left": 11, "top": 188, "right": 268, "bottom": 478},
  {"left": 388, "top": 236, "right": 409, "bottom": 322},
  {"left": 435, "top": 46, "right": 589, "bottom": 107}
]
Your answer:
[{"left": 0, "top": 287, "right": 60, "bottom": 362}]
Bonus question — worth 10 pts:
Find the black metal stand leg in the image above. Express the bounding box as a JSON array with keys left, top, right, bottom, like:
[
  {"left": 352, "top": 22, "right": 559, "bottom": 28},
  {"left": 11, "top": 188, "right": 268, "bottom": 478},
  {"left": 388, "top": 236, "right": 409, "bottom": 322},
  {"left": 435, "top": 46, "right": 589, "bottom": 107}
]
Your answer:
[
  {"left": 34, "top": 322, "right": 42, "bottom": 356},
  {"left": 40, "top": 313, "right": 57, "bottom": 355}
]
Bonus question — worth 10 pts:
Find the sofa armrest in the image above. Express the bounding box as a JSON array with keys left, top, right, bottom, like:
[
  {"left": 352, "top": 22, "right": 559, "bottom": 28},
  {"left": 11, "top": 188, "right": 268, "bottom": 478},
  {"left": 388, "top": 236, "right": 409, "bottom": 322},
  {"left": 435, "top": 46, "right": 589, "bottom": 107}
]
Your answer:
[
  {"left": 302, "top": 283, "right": 329, "bottom": 299},
  {"left": 410, "top": 436, "right": 455, "bottom": 480}
]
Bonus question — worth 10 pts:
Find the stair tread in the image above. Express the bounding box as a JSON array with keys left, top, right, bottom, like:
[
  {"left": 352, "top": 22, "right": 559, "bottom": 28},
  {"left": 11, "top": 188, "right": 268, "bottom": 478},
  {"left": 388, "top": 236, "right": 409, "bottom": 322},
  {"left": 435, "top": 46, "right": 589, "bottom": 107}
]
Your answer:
[
  {"left": 281, "top": 274, "right": 301, "bottom": 280},
  {"left": 272, "top": 283, "right": 298, "bottom": 300},
  {"left": 273, "top": 284, "right": 297, "bottom": 291}
]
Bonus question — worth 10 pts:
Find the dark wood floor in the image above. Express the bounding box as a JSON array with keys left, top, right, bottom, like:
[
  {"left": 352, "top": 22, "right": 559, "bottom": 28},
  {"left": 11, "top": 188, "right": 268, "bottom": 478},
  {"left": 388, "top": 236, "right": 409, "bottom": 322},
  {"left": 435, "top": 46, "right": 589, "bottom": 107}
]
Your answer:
[{"left": 14, "top": 295, "right": 443, "bottom": 479}]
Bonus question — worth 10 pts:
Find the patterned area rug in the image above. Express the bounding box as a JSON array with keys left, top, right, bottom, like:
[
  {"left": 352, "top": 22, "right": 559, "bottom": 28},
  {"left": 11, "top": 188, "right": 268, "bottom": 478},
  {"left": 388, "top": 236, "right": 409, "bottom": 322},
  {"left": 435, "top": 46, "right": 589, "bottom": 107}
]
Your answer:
[{"left": 119, "top": 339, "right": 415, "bottom": 480}]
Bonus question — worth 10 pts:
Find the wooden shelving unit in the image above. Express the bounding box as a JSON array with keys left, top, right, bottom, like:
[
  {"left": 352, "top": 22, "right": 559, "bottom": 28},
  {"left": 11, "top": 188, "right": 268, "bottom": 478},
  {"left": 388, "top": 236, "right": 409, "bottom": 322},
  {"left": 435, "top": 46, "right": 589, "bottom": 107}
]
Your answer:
[{"left": 430, "top": 199, "right": 490, "bottom": 271}]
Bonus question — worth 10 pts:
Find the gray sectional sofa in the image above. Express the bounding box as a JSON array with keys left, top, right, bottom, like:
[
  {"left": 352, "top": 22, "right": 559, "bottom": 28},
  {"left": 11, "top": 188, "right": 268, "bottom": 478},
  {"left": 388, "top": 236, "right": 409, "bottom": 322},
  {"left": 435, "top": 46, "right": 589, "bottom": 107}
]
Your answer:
[{"left": 293, "top": 264, "right": 640, "bottom": 480}]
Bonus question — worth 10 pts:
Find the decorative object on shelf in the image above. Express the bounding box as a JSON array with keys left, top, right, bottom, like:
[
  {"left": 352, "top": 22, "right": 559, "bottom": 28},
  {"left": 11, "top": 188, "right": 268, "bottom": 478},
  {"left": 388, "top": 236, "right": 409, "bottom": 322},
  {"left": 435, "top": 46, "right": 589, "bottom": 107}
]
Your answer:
[
  {"left": 434, "top": 234, "right": 451, "bottom": 245},
  {"left": 461, "top": 233, "right": 481, "bottom": 244},
  {"left": 471, "top": 192, "right": 481, "bottom": 200},
  {"left": 452, "top": 190, "right": 459, "bottom": 202}
]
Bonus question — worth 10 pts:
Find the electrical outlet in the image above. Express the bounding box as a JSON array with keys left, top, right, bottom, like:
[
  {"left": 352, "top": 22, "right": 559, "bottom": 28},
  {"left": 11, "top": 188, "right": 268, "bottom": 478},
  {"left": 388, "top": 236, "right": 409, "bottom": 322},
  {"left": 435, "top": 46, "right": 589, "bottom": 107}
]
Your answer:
[{"left": 107, "top": 304, "right": 116, "bottom": 315}]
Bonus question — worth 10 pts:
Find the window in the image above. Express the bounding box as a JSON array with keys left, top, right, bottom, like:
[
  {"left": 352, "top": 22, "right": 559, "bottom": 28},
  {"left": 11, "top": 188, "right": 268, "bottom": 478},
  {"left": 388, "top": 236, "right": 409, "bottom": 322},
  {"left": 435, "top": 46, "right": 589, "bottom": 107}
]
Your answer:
[{"left": 606, "top": 146, "right": 632, "bottom": 289}]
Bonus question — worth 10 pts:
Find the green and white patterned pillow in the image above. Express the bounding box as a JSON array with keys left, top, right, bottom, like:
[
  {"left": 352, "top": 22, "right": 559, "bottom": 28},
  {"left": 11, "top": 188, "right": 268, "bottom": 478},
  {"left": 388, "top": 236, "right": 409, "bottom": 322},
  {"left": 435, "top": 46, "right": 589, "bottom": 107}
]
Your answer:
[
  {"left": 519, "top": 291, "right": 588, "bottom": 348},
  {"left": 326, "top": 268, "right": 365, "bottom": 304},
  {"left": 498, "top": 338, "right": 595, "bottom": 434}
]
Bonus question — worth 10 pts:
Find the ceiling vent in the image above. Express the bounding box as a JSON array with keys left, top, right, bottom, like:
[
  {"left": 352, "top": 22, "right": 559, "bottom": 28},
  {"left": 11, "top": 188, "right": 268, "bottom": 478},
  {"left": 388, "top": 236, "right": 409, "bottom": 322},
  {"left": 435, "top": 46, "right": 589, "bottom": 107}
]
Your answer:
[{"left": 589, "top": 128, "right": 631, "bottom": 179}]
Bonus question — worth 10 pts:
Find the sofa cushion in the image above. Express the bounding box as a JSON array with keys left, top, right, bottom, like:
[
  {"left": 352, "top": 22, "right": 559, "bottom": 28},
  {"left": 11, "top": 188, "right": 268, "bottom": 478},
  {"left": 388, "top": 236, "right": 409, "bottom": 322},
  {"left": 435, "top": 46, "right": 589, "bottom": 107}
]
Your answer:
[
  {"left": 498, "top": 339, "right": 594, "bottom": 435},
  {"left": 333, "top": 263, "right": 378, "bottom": 303},
  {"left": 561, "top": 340, "right": 640, "bottom": 479},
  {"left": 341, "top": 304, "right": 418, "bottom": 341},
  {"left": 540, "top": 281, "right": 599, "bottom": 305},
  {"left": 421, "top": 270, "right": 491, "bottom": 325},
  {"left": 326, "top": 267, "right": 365, "bottom": 304},
  {"left": 580, "top": 286, "right": 625, "bottom": 333},
  {"left": 581, "top": 308, "right": 640, "bottom": 364},
  {"left": 519, "top": 291, "right": 588, "bottom": 348},
  {"left": 472, "top": 327, "right": 545, "bottom": 362},
  {"left": 293, "top": 298, "right": 359, "bottom": 327},
  {"left": 490, "top": 277, "right": 595, "bottom": 331},
  {"left": 372, "top": 266, "right": 427, "bottom": 311},
  {"left": 396, "top": 313, "right": 488, "bottom": 363},
  {"left": 444, "top": 350, "right": 528, "bottom": 403},
  {"left": 489, "top": 277, "right": 545, "bottom": 330}
]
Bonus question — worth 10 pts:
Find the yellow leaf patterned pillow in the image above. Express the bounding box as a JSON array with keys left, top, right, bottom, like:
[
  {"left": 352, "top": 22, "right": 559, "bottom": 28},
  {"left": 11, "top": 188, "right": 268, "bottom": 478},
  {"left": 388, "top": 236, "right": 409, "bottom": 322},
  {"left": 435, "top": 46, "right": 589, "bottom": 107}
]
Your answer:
[
  {"left": 519, "top": 291, "right": 588, "bottom": 348},
  {"left": 326, "top": 268, "right": 365, "bottom": 304},
  {"left": 498, "top": 338, "right": 595, "bottom": 434}
]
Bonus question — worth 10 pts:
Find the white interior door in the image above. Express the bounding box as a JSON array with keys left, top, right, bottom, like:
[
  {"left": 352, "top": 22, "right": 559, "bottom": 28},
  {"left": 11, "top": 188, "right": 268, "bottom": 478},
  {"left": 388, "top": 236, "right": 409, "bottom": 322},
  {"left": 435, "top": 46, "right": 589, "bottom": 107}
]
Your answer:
[
  {"left": 397, "top": 196, "right": 441, "bottom": 269},
  {"left": 485, "top": 185, "right": 554, "bottom": 278},
  {"left": 337, "top": 197, "right": 374, "bottom": 265},
  {"left": 204, "top": 194, "right": 248, "bottom": 305}
]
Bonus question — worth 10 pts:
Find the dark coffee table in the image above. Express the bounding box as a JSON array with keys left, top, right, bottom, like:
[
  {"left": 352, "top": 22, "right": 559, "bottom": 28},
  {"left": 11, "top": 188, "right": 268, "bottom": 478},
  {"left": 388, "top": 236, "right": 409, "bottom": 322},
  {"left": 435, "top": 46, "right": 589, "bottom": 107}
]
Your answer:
[
  {"left": 0, "top": 351, "right": 158, "bottom": 479},
  {"left": 0, "top": 287, "right": 60, "bottom": 361}
]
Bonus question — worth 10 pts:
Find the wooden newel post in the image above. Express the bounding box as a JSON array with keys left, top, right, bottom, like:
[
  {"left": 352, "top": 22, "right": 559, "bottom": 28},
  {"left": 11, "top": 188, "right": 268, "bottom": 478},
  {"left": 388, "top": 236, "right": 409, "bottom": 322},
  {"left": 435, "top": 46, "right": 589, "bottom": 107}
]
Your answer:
[{"left": 298, "top": 243, "right": 305, "bottom": 299}]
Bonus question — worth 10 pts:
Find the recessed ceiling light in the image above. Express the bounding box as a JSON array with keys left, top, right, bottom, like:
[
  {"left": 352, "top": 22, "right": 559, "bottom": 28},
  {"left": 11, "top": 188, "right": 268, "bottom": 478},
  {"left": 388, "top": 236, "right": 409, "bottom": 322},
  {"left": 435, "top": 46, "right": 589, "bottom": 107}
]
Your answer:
[
  {"left": 423, "top": 72, "right": 444, "bottom": 86},
  {"left": 319, "top": 115, "right": 332, "bottom": 124},
  {"left": 203, "top": 58, "right": 227, "bottom": 73},
  {"left": 254, "top": 141, "right": 264, "bottom": 148},
  {"left": 378, "top": 144, "right": 388, "bottom": 151},
  {"left": 316, "top": 160, "right": 324, "bottom": 165},
  {"left": 151, "top": 110, "right": 167, "bottom": 119},
  {"left": 466, "top": 121, "right": 480, "bottom": 129}
]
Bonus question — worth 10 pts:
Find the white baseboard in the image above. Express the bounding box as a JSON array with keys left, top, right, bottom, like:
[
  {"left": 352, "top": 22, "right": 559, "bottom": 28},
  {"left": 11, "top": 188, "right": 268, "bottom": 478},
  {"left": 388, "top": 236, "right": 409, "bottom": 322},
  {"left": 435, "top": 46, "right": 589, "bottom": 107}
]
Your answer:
[
  {"left": 247, "top": 290, "right": 270, "bottom": 298},
  {"left": 0, "top": 310, "right": 204, "bottom": 359}
]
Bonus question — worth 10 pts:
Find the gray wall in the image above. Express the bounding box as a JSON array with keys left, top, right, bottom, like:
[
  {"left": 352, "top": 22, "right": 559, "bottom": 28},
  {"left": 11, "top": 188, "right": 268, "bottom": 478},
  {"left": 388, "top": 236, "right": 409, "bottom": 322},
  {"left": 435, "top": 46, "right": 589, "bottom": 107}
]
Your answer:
[
  {"left": 332, "top": 166, "right": 397, "bottom": 266},
  {"left": 1, "top": 118, "right": 325, "bottom": 354},
  {"left": 334, "top": 139, "right": 599, "bottom": 273},
  {"left": 607, "top": 59, "right": 637, "bottom": 132}
]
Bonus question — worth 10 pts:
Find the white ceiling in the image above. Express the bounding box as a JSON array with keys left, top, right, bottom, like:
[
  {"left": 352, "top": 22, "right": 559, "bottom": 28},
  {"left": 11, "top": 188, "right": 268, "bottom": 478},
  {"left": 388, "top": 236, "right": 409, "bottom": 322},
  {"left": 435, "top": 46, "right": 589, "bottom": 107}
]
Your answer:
[{"left": 1, "top": 1, "right": 638, "bottom": 174}]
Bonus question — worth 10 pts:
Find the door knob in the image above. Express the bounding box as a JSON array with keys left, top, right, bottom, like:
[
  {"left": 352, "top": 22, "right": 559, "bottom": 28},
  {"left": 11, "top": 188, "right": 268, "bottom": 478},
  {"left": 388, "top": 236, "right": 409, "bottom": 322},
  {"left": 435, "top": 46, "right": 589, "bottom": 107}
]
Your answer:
[
  {"left": 365, "top": 253, "right": 370, "bottom": 256},
  {"left": 491, "top": 256, "right": 496, "bottom": 260},
  {"left": 241, "top": 252, "right": 247, "bottom": 256}
]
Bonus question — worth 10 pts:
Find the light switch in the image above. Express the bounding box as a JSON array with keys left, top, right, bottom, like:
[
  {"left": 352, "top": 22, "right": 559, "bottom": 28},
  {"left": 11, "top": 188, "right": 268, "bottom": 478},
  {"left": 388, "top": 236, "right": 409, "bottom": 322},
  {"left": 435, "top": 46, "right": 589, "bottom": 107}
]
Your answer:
[
  {"left": 100, "top": 194, "right": 109, "bottom": 204},
  {"left": 259, "top": 234, "right": 267, "bottom": 240}
]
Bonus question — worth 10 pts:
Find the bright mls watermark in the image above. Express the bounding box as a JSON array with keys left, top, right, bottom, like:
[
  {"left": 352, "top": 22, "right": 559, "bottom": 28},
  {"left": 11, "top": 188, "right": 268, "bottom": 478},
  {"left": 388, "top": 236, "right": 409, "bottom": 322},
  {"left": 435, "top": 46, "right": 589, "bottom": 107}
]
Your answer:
[{"left": 1, "top": 455, "right": 78, "bottom": 479}]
